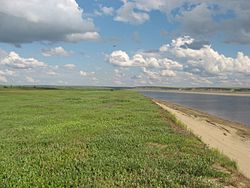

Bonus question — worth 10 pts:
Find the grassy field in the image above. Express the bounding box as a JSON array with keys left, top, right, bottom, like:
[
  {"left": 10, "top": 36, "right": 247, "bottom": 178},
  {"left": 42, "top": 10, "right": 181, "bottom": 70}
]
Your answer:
[{"left": 0, "top": 88, "right": 243, "bottom": 187}]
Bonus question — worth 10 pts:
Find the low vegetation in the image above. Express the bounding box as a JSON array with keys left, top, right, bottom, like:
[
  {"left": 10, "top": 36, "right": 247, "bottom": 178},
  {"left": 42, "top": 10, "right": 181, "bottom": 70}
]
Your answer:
[{"left": 0, "top": 88, "right": 243, "bottom": 187}]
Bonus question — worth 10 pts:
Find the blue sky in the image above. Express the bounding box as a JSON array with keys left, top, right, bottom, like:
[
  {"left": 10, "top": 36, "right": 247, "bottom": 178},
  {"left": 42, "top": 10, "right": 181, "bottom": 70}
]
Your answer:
[{"left": 0, "top": 0, "right": 249, "bottom": 87}]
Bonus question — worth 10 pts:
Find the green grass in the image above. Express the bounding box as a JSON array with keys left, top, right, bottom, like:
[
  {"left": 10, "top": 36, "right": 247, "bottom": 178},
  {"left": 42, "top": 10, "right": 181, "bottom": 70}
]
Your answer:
[{"left": 0, "top": 88, "right": 238, "bottom": 187}]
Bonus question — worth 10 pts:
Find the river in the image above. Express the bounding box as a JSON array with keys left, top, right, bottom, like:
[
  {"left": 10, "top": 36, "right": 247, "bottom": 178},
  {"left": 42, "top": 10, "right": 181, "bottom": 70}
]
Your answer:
[{"left": 140, "top": 91, "right": 250, "bottom": 127}]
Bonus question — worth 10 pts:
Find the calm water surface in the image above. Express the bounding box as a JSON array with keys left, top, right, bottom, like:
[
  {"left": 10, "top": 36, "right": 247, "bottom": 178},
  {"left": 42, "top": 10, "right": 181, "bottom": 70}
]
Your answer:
[{"left": 141, "top": 91, "right": 250, "bottom": 127}]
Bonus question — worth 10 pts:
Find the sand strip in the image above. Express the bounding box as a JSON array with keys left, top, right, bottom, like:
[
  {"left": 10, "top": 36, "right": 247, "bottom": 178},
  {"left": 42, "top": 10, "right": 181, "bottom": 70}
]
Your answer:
[{"left": 154, "top": 100, "right": 250, "bottom": 179}]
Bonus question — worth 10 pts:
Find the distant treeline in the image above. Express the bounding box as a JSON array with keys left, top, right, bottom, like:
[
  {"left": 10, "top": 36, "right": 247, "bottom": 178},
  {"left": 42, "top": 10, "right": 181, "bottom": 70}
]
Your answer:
[
  {"left": 0, "top": 85, "right": 132, "bottom": 91},
  {"left": 0, "top": 85, "right": 60, "bottom": 90},
  {"left": 1, "top": 85, "right": 249, "bottom": 92},
  {"left": 135, "top": 86, "right": 250, "bottom": 92}
]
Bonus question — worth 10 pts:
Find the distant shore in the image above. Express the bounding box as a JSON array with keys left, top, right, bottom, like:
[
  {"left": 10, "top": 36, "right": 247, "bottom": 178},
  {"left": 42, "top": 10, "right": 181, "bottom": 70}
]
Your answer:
[
  {"left": 135, "top": 89, "right": 250, "bottom": 97},
  {"left": 154, "top": 99, "right": 250, "bottom": 179}
]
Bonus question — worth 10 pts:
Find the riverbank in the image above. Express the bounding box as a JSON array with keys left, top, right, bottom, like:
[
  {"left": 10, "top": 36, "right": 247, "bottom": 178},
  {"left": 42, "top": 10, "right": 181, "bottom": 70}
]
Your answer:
[
  {"left": 135, "top": 89, "right": 250, "bottom": 97},
  {"left": 154, "top": 99, "right": 250, "bottom": 179}
]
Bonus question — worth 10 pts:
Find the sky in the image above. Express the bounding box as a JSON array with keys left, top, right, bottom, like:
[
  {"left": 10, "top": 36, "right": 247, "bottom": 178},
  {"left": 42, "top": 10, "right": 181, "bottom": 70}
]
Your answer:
[{"left": 0, "top": 0, "right": 249, "bottom": 87}]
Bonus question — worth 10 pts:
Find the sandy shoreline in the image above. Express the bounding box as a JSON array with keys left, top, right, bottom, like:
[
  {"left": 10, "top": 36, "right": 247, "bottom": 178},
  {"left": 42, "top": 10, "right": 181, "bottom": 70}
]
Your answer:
[
  {"left": 154, "top": 99, "right": 250, "bottom": 179},
  {"left": 136, "top": 89, "right": 250, "bottom": 97}
]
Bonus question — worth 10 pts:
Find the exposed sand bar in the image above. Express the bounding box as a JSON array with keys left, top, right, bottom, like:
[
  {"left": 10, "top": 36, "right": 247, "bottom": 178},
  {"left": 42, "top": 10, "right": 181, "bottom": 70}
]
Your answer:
[{"left": 154, "top": 99, "right": 250, "bottom": 179}]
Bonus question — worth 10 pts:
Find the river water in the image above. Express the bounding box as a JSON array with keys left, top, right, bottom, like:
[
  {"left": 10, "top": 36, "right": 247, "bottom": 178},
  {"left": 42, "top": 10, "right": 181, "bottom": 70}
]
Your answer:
[{"left": 140, "top": 91, "right": 250, "bottom": 127}]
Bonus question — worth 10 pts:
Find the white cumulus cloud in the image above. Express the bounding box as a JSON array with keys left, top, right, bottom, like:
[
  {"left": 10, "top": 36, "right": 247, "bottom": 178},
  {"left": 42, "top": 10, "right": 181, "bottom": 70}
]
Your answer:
[
  {"left": 108, "top": 36, "right": 250, "bottom": 85},
  {"left": 42, "top": 47, "right": 73, "bottom": 57},
  {"left": 95, "top": 6, "right": 114, "bottom": 16},
  {"left": 108, "top": 51, "right": 132, "bottom": 67},
  {"left": 0, "top": 75, "right": 7, "bottom": 83},
  {"left": 65, "top": 32, "right": 100, "bottom": 42},
  {"left": 80, "top": 71, "right": 95, "bottom": 77},
  {"left": 0, "top": 0, "right": 100, "bottom": 44},
  {"left": 64, "top": 64, "right": 76, "bottom": 70},
  {"left": 114, "top": 0, "right": 250, "bottom": 43},
  {"left": 25, "top": 76, "right": 36, "bottom": 83},
  {"left": 115, "top": 1, "right": 149, "bottom": 24},
  {"left": 160, "top": 36, "right": 250, "bottom": 76},
  {"left": 1, "top": 51, "right": 46, "bottom": 69}
]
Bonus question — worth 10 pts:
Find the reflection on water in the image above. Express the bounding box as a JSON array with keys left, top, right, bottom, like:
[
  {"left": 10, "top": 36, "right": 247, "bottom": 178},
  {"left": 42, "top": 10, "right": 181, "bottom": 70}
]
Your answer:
[{"left": 141, "top": 91, "right": 250, "bottom": 127}]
